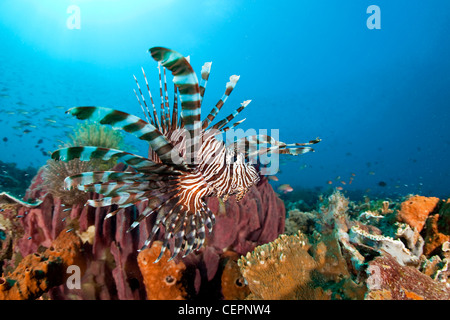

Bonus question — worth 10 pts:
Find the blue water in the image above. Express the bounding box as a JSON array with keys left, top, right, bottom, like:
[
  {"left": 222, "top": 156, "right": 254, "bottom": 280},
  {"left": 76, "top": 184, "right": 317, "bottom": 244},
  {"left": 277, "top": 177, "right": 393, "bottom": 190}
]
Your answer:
[{"left": 0, "top": 0, "right": 449, "bottom": 199}]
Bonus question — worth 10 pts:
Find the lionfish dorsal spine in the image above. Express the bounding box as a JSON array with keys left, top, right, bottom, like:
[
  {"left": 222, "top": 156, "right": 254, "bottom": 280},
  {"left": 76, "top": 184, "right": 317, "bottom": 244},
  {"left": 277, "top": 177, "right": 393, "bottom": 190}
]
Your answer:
[
  {"left": 150, "top": 47, "right": 202, "bottom": 165},
  {"left": 212, "top": 99, "right": 251, "bottom": 131},
  {"left": 199, "top": 61, "right": 212, "bottom": 102},
  {"left": 140, "top": 67, "right": 162, "bottom": 130},
  {"left": 202, "top": 75, "right": 240, "bottom": 130},
  {"left": 156, "top": 62, "right": 169, "bottom": 134}
]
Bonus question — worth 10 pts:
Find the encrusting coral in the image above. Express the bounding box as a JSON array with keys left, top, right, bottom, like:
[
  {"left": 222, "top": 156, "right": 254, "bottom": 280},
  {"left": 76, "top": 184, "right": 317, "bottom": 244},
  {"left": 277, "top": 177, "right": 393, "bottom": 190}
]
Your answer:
[
  {"left": 137, "top": 241, "right": 188, "bottom": 300},
  {"left": 0, "top": 228, "right": 85, "bottom": 300},
  {"left": 365, "top": 252, "right": 450, "bottom": 300},
  {"left": 423, "top": 199, "right": 450, "bottom": 256},
  {"left": 237, "top": 232, "right": 319, "bottom": 300},
  {"left": 397, "top": 195, "right": 439, "bottom": 232}
]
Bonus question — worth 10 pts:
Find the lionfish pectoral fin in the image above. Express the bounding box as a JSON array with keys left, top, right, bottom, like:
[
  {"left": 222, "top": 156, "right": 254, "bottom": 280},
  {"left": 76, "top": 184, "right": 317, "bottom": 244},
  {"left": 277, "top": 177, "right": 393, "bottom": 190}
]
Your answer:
[{"left": 66, "top": 106, "right": 185, "bottom": 168}]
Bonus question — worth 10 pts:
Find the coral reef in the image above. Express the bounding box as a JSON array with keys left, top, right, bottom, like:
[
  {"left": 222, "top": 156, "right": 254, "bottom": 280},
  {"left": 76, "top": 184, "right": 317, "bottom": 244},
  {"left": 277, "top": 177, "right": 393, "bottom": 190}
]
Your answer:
[
  {"left": 249, "top": 190, "right": 450, "bottom": 300},
  {"left": 3, "top": 151, "right": 450, "bottom": 301},
  {"left": 1, "top": 172, "right": 285, "bottom": 300}
]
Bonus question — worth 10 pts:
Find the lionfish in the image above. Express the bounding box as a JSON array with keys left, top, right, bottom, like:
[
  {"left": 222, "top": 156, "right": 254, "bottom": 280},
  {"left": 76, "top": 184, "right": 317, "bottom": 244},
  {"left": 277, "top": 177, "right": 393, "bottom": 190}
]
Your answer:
[{"left": 51, "top": 47, "right": 320, "bottom": 262}]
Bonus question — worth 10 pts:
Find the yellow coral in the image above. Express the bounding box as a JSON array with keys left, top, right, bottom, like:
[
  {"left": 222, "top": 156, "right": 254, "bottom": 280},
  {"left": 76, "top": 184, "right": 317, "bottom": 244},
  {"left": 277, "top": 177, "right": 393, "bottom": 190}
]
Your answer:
[
  {"left": 64, "top": 121, "right": 131, "bottom": 171},
  {"left": 237, "top": 232, "right": 319, "bottom": 299},
  {"left": 65, "top": 121, "right": 126, "bottom": 150}
]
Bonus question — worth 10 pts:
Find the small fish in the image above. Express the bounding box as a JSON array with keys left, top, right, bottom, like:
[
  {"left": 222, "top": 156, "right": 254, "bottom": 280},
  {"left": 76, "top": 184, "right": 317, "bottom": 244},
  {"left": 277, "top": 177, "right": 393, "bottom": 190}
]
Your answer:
[
  {"left": 369, "top": 171, "right": 375, "bottom": 175},
  {"left": 23, "top": 129, "right": 32, "bottom": 134},
  {"left": 277, "top": 184, "right": 293, "bottom": 194},
  {"left": 378, "top": 181, "right": 387, "bottom": 187},
  {"left": 267, "top": 175, "right": 279, "bottom": 181},
  {"left": 37, "top": 138, "right": 43, "bottom": 144},
  {"left": 2, "top": 137, "right": 7, "bottom": 142},
  {"left": 44, "top": 118, "right": 57, "bottom": 123},
  {"left": 327, "top": 180, "right": 333, "bottom": 184},
  {"left": 341, "top": 181, "right": 346, "bottom": 185},
  {"left": 336, "top": 186, "right": 343, "bottom": 190}
]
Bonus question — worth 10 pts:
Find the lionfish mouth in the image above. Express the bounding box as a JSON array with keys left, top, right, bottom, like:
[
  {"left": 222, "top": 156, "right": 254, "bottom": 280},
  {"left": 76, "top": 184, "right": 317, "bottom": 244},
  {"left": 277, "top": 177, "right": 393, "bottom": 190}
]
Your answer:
[{"left": 51, "top": 47, "right": 320, "bottom": 262}]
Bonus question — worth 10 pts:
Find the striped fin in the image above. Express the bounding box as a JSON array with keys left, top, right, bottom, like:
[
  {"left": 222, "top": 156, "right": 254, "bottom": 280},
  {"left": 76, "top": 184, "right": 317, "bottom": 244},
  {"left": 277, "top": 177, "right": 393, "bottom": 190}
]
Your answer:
[
  {"left": 172, "top": 83, "right": 179, "bottom": 129},
  {"left": 247, "top": 145, "right": 315, "bottom": 159},
  {"left": 202, "top": 75, "right": 240, "bottom": 130},
  {"left": 64, "top": 171, "right": 146, "bottom": 190},
  {"left": 87, "top": 191, "right": 147, "bottom": 207},
  {"left": 133, "top": 86, "right": 152, "bottom": 125},
  {"left": 52, "top": 146, "right": 178, "bottom": 174},
  {"left": 163, "top": 67, "right": 171, "bottom": 131},
  {"left": 149, "top": 47, "right": 201, "bottom": 164},
  {"left": 220, "top": 118, "right": 246, "bottom": 133},
  {"left": 66, "top": 106, "right": 184, "bottom": 167},
  {"left": 77, "top": 181, "right": 158, "bottom": 196},
  {"left": 133, "top": 74, "right": 153, "bottom": 125},
  {"left": 128, "top": 188, "right": 181, "bottom": 233},
  {"left": 199, "top": 62, "right": 212, "bottom": 102},
  {"left": 157, "top": 63, "right": 168, "bottom": 134},
  {"left": 212, "top": 100, "right": 251, "bottom": 130}
]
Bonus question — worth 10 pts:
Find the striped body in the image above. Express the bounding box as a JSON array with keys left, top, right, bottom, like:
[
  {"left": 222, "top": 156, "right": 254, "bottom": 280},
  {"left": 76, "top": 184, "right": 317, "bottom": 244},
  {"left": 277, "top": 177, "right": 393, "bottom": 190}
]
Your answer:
[{"left": 51, "top": 47, "right": 320, "bottom": 262}]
